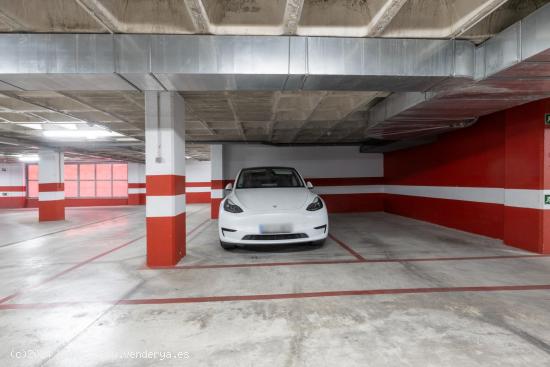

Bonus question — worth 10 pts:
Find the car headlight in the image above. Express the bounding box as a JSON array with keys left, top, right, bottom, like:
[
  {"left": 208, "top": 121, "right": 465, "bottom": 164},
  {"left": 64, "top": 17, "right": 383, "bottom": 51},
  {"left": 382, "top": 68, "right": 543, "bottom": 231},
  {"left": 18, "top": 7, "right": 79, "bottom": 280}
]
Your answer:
[
  {"left": 224, "top": 198, "right": 243, "bottom": 213},
  {"left": 306, "top": 197, "right": 323, "bottom": 211}
]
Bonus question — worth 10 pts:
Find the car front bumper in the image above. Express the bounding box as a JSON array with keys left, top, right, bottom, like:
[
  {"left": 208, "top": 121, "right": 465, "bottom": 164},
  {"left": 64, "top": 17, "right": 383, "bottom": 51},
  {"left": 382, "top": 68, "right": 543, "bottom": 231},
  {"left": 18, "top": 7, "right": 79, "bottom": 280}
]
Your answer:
[{"left": 218, "top": 208, "right": 328, "bottom": 245}]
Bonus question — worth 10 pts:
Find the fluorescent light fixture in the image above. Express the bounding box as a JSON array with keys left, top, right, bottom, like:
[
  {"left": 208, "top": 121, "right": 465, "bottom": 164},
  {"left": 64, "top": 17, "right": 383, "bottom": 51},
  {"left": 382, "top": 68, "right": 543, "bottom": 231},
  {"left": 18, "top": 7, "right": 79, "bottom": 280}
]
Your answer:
[
  {"left": 17, "top": 123, "right": 43, "bottom": 130},
  {"left": 18, "top": 154, "right": 39, "bottom": 163},
  {"left": 115, "top": 137, "right": 140, "bottom": 142},
  {"left": 43, "top": 130, "right": 123, "bottom": 140},
  {"left": 52, "top": 123, "right": 77, "bottom": 130},
  {"left": 185, "top": 155, "right": 192, "bottom": 159}
]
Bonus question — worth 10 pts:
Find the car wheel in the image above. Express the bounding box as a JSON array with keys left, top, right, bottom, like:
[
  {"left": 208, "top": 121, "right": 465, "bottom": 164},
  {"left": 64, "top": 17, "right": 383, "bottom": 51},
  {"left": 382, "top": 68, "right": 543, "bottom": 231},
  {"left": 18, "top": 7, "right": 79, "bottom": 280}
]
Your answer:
[
  {"left": 220, "top": 241, "right": 237, "bottom": 250},
  {"left": 312, "top": 239, "right": 326, "bottom": 247}
]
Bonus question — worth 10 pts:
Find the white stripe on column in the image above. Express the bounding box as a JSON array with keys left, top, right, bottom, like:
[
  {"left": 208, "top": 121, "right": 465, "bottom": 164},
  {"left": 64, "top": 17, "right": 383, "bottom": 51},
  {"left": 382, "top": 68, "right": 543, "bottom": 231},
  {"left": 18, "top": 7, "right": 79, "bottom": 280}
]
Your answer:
[
  {"left": 211, "top": 189, "right": 224, "bottom": 199},
  {"left": 0, "top": 192, "right": 26, "bottom": 197},
  {"left": 146, "top": 194, "right": 186, "bottom": 217},
  {"left": 506, "top": 189, "right": 550, "bottom": 210},
  {"left": 128, "top": 188, "right": 146, "bottom": 194},
  {"left": 38, "top": 191, "right": 65, "bottom": 201},
  {"left": 186, "top": 186, "right": 210, "bottom": 193}
]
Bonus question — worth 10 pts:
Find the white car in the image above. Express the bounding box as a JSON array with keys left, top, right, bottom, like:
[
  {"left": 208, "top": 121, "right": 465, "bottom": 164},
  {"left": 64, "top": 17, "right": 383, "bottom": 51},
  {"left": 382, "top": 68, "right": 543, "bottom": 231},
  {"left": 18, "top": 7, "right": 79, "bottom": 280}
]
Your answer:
[{"left": 218, "top": 166, "right": 329, "bottom": 250}]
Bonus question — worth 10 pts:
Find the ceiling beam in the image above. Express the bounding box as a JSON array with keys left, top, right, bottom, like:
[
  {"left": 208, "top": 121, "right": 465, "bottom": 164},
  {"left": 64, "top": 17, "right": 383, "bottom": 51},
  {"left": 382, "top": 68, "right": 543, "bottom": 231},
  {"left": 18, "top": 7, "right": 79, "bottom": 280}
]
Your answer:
[
  {"left": 450, "top": 0, "right": 510, "bottom": 38},
  {"left": 367, "top": 0, "right": 409, "bottom": 37},
  {"left": 74, "top": 0, "right": 118, "bottom": 34},
  {"left": 184, "top": 0, "right": 210, "bottom": 34},
  {"left": 283, "top": 0, "right": 305, "bottom": 35},
  {"left": 0, "top": 9, "right": 26, "bottom": 31},
  {"left": 225, "top": 93, "right": 247, "bottom": 142}
]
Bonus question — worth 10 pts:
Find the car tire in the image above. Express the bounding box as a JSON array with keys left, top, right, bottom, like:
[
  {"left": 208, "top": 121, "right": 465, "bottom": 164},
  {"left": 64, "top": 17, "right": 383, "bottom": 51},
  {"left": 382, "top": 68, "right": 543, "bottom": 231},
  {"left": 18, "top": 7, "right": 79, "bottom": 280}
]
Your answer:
[
  {"left": 312, "top": 239, "right": 326, "bottom": 247},
  {"left": 220, "top": 241, "right": 237, "bottom": 250}
]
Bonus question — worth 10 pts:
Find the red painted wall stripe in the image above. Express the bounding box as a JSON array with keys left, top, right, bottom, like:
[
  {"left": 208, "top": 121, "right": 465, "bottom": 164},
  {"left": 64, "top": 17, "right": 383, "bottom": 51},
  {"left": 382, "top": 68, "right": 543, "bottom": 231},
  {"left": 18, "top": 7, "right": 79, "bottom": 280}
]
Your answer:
[
  {"left": 128, "top": 183, "right": 146, "bottom": 189},
  {"left": 187, "top": 192, "right": 210, "bottom": 204},
  {"left": 38, "top": 183, "right": 64, "bottom": 192},
  {"left": 0, "top": 186, "right": 26, "bottom": 192},
  {"left": 186, "top": 181, "right": 211, "bottom": 187},
  {"left": 146, "top": 175, "right": 185, "bottom": 196},
  {"left": 385, "top": 194, "right": 503, "bottom": 240},
  {"left": 0, "top": 197, "right": 26, "bottom": 208}
]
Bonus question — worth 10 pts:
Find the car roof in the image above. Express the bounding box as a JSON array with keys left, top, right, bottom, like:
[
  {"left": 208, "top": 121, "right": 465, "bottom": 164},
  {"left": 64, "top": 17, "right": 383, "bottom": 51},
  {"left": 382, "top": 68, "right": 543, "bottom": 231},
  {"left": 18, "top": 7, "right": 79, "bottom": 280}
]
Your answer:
[{"left": 240, "top": 166, "right": 297, "bottom": 170}]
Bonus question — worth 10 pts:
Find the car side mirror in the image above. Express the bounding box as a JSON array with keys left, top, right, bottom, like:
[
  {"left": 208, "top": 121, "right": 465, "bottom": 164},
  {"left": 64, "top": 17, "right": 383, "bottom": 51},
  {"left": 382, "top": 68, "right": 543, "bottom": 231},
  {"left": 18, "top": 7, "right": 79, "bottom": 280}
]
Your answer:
[
  {"left": 225, "top": 183, "right": 233, "bottom": 192},
  {"left": 306, "top": 181, "right": 314, "bottom": 189}
]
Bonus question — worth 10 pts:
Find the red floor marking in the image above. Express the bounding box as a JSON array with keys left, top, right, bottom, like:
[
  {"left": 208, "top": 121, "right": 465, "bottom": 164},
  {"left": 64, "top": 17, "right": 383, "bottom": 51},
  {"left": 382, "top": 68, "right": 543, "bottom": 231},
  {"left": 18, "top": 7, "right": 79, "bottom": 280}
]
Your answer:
[
  {"left": 3, "top": 283, "right": 550, "bottom": 309},
  {"left": 0, "top": 211, "right": 139, "bottom": 248},
  {"left": 0, "top": 235, "right": 145, "bottom": 304},
  {"left": 328, "top": 233, "right": 367, "bottom": 261},
  {"left": 149, "top": 259, "right": 362, "bottom": 270},
  {"left": 139, "top": 253, "right": 550, "bottom": 271},
  {"left": 364, "top": 254, "right": 550, "bottom": 263}
]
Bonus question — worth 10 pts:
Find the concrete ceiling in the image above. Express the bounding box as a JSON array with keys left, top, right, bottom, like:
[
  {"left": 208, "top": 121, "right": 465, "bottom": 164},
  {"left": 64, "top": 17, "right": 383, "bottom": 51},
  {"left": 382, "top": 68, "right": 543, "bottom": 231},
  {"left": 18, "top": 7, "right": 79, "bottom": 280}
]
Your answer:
[
  {"left": 0, "top": 0, "right": 546, "bottom": 43},
  {"left": 0, "top": 0, "right": 548, "bottom": 162}
]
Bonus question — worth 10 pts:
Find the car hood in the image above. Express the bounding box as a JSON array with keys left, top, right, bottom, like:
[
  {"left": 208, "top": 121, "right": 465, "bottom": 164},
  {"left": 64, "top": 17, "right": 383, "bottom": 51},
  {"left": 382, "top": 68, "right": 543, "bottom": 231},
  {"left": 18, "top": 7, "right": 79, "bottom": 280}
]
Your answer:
[{"left": 233, "top": 188, "right": 311, "bottom": 211}]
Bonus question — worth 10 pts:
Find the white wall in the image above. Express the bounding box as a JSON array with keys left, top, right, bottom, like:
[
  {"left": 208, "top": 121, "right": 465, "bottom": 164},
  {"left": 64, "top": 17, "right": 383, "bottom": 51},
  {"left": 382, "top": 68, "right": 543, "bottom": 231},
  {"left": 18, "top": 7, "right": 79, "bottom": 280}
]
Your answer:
[
  {"left": 222, "top": 145, "right": 383, "bottom": 179},
  {"left": 0, "top": 163, "right": 25, "bottom": 187},
  {"left": 186, "top": 159, "right": 211, "bottom": 183}
]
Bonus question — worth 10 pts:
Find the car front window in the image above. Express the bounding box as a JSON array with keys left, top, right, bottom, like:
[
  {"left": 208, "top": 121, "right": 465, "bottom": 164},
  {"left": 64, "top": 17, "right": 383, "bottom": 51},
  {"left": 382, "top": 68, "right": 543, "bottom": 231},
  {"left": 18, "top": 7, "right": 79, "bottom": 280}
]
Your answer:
[{"left": 236, "top": 168, "right": 304, "bottom": 189}]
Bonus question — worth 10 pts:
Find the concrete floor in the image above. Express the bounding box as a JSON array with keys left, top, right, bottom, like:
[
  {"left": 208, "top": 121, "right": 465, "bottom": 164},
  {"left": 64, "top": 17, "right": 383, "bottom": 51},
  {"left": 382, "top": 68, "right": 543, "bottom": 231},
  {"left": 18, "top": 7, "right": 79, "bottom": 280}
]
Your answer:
[{"left": 1, "top": 204, "right": 550, "bottom": 366}]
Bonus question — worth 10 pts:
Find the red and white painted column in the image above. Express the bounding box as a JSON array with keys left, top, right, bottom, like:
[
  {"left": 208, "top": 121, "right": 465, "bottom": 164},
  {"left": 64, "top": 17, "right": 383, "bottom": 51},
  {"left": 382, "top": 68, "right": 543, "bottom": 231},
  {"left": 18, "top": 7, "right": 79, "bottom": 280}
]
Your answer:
[
  {"left": 145, "top": 91, "right": 186, "bottom": 267},
  {"left": 128, "top": 162, "right": 146, "bottom": 205},
  {"left": 210, "top": 144, "right": 223, "bottom": 219},
  {"left": 503, "top": 99, "right": 550, "bottom": 253},
  {"left": 38, "top": 150, "right": 65, "bottom": 221}
]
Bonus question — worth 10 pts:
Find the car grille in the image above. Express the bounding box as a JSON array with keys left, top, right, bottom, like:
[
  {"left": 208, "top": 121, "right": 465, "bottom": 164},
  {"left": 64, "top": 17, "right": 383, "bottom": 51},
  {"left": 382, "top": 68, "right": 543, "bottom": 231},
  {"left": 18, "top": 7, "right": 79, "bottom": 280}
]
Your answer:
[{"left": 242, "top": 233, "right": 308, "bottom": 241}]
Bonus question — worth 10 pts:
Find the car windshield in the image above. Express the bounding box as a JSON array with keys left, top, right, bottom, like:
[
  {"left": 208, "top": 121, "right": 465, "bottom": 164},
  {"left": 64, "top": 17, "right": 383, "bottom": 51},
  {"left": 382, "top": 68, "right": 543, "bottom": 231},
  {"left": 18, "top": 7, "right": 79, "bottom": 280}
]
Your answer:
[{"left": 236, "top": 168, "right": 304, "bottom": 189}]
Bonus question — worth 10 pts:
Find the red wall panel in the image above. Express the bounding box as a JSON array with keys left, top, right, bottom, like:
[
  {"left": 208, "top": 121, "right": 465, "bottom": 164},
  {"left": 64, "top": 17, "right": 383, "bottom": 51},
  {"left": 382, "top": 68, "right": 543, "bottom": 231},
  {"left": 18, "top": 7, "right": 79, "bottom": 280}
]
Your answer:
[{"left": 385, "top": 112, "right": 505, "bottom": 188}]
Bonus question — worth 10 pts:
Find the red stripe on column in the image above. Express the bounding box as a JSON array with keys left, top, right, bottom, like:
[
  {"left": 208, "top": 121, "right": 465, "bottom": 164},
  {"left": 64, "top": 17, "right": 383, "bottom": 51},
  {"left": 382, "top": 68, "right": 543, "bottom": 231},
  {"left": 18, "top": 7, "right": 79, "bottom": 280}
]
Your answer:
[
  {"left": 211, "top": 198, "right": 222, "bottom": 219},
  {"left": 504, "top": 206, "right": 545, "bottom": 253},
  {"left": 146, "top": 175, "right": 185, "bottom": 196},
  {"left": 186, "top": 182, "right": 211, "bottom": 187},
  {"left": 0, "top": 186, "right": 26, "bottom": 192},
  {"left": 187, "top": 192, "right": 211, "bottom": 203},
  {"left": 128, "top": 194, "right": 141, "bottom": 205},
  {"left": 39, "top": 183, "right": 64, "bottom": 192},
  {"left": 211, "top": 180, "right": 233, "bottom": 189},
  {"left": 39, "top": 200, "right": 65, "bottom": 221},
  {"left": 147, "top": 213, "right": 186, "bottom": 267},
  {"left": 128, "top": 183, "right": 146, "bottom": 189}
]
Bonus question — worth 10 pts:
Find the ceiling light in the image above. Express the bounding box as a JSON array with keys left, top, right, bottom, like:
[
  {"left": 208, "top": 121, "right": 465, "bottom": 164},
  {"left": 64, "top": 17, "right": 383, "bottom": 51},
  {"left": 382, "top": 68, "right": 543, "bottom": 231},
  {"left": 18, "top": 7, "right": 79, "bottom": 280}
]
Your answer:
[
  {"left": 43, "top": 130, "right": 123, "bottom": 140},
  {"left": 17, "top": 123, "right": 43, "bottom": 130},
  {"left": 51, "top": 123, "right": 77, "bottom": 130},
  {"left": 115, "top": 137, "right": 140, "bottom": 142},
  {"left": 18, "top": 154, "right": 39, "bottom": 163},
  {"left": 185, "top": 155, "right": 192, "bottom": 159}
]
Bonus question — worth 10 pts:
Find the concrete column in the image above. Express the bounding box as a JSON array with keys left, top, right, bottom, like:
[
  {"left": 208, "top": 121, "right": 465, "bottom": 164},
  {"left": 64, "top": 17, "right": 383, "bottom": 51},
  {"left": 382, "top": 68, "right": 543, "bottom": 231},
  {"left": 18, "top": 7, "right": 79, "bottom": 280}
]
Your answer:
[
  {"left": 210, "top": 144, "right": 224, "bottom": 219},
  {"left": 145, "top": 91, "right": 186, "bottom": 267},
  {"left": 38, "top": 150, "right": 65, "bottom": 221},
  {"left": 504, "top": 99, "right": 550, "bottom": 254},
  {"left": 128, "top": 162, "right": 146, "bottom": 205}
]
